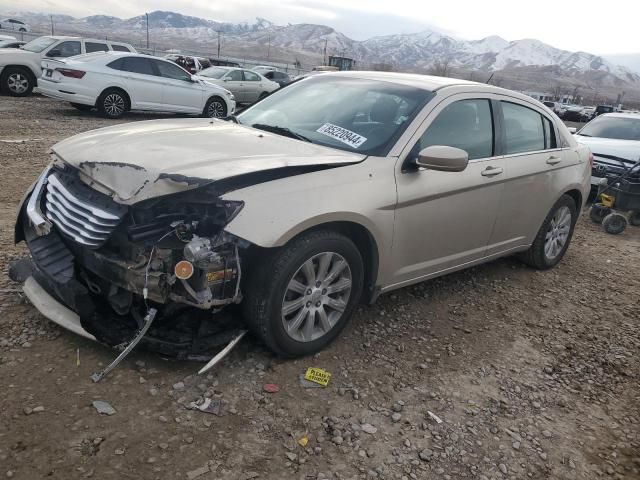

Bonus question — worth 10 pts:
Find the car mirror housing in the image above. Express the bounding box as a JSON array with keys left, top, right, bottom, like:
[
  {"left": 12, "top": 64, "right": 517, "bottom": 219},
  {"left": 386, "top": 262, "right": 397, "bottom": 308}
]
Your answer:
[
  {"left": 567, "top": 127, "right": 577, "bottom": 134},
  {"left": 415, "top": 145, "right": 469, "bottom": 172}
]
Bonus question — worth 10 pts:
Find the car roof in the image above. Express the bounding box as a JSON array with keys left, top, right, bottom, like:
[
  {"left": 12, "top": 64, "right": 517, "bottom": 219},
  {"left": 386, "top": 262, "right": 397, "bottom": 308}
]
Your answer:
[
  {"left": 39, "top": 35, "right": 132, "bottom": 46},
  {"left": 313, "top": 71, "right": 485, "bottom": 91},
  {"left": 600, "top": 112, "right": 640, "bottom": 120}
]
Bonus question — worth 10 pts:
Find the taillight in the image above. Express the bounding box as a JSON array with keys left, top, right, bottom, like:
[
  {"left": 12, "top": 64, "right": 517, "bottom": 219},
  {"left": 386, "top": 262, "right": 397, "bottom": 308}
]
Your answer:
[
  {"left": 56, "top": 68, "right": 86, "bottom": 79},
  {"left": 588, "top": 152, "right": 594, "bottom": 168}
]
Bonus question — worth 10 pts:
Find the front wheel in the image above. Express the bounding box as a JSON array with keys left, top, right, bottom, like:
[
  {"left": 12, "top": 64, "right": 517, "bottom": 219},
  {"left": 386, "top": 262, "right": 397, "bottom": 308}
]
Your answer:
[
  {"left": 203, "top": 96, "right": 227, "bottom": 118},
  {"left": 519, "top": 195, "right": 577, "bottom": 270},
  {"left": 243, "top": 230, "right": 364, "bottom": 357},
  {"left": 589, "top": 203, "right": 611, "bottom": 224}
]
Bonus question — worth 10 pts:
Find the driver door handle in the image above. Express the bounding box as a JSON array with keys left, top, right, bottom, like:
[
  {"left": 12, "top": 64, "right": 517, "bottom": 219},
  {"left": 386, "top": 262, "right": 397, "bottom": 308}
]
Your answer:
[
  {"left": 546, "top": 155, "right": 561, "bottom": 165},
  {"left": 481, "top": 166, "right": 503, "bottom": 177}
]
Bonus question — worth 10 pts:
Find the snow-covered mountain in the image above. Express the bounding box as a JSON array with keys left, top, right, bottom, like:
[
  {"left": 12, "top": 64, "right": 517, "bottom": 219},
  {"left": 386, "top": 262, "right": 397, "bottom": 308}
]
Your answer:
[{"left": 6, "top": 9, "right": 639, "bottom": 88}]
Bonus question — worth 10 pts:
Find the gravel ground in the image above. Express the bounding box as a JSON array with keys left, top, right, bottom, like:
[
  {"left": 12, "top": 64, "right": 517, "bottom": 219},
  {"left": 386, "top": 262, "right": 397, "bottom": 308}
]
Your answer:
[{"left": 0, "top": 96, "right": 638, "bottom": 480}]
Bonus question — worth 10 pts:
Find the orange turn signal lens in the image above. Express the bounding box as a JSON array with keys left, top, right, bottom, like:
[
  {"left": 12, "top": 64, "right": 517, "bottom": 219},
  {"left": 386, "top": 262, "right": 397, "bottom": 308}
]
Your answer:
[{"left": 174, "top": 260, "right": 194, "bottom": 280}]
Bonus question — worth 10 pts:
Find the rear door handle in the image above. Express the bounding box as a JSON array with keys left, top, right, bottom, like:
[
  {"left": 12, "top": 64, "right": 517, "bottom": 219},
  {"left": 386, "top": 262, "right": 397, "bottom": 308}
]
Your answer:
[
  {"left": 546, "top": 155, "right": 561, "bottom": 165},
  {"left": 481, "top": 166, "right": 503, "bottom": 177}
]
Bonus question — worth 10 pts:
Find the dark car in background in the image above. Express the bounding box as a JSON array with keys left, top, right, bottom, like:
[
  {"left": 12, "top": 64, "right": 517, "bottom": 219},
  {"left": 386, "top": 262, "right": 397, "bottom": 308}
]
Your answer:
[{"left": 263, "top": 70, "right": 291, "bottom": 87}]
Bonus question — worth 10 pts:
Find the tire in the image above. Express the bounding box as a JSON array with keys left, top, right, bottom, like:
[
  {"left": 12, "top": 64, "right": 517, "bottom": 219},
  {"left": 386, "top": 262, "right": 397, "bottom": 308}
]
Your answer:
[
  {"left": 629, "top": 212, "right": 640, "bottom": 227},
  {"left": 97, "top": 88, "right": 128, "bottom": 119},
  {"left": 70, "top": 102, "right": 92, "bottom": 112},
  {"left": 243, "top": 230, "right": 364, "bottom": 357},
  {"left": 0, "top": 66, "right": 34, "bottom": 96},
  {"left": 589, "top": 203, "right": 611, "bottom": 224},
  {"left": 602, "top": 213, "right": 627, "bottom": 235},
  {"left": 203, "top": 96, "right": 227, "bottom": 118},
  {"left": 520, "top": 194, "right": 577, "bottom": 270}
]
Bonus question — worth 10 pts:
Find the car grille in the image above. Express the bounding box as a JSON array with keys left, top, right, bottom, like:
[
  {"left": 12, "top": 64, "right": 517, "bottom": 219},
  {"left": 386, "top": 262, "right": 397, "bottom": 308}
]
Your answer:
[{"left": 44, "top": 173, "right": 124, "bottom": 248}]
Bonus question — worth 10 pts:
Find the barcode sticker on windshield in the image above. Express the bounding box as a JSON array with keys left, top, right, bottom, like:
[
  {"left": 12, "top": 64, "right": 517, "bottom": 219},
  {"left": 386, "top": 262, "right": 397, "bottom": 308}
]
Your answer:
[{"left": 317, "top": 123, "right": 367, "bottom": 148}]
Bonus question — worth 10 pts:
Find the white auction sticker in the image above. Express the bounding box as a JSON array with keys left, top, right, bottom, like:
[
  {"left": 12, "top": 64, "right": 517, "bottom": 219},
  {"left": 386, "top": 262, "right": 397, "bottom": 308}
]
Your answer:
[{"left": 316, "top": 123, "right": 367, "bottom": 148}]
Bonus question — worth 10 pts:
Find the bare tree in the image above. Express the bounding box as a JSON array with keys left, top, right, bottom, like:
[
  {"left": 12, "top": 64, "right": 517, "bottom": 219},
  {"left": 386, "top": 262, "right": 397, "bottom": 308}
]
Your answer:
[{"left": 428, "top": 58, "right": 451, "bottom": 77}]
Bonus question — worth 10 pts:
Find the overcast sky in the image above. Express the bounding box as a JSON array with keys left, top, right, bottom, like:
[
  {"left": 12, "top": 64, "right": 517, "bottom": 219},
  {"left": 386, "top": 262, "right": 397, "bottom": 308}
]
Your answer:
[{"left": 5, "top": 0, "right": 640, "bottom": 54}]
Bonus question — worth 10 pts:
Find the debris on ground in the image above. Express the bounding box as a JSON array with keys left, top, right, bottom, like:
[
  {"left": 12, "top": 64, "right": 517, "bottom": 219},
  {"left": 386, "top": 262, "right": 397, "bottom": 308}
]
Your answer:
[
  {"left": 92, "top": 400, "right": 116, "bottom": 416},
  {"left": 262, "top": 383, "right": 280, "bottom": 393},
  {"left": 427, "top": 410, "right": 443, "bottom": 424},
  {"left": 303, "top": 367, "right": 331, "bottom": 386},
  {"left": 187, "top": 397, "right": 223, "bottom": 416}
]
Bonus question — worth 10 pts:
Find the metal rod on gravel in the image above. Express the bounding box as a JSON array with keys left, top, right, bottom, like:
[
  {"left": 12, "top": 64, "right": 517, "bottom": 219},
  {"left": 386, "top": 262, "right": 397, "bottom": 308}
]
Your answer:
[{"left": 90, "top": 308, "right": 158, "bottom": 383}]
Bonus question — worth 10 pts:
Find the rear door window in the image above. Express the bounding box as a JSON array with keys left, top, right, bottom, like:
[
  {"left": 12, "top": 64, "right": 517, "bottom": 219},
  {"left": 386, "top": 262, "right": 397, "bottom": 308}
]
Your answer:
[
  {"left": 243, "top": 70, "right": 261, "bottom": 81},
  {"left": 111, "top": 44, "right": 131, "bottom": 52},
  {"left": 417, "top": 99, "right": 494, "bottom": 160},
  {"left": 502, "top": 102, "right": 546, "bottom": 154},
  {"left": 86, "top": 42, "right": 108, "bottom": 53}
]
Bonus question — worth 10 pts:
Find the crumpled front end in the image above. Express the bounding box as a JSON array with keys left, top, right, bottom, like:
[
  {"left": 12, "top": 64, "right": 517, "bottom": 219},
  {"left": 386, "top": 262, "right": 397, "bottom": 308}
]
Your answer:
[{"left": 17, "top": 161, "right": 248, "bottom": 355}]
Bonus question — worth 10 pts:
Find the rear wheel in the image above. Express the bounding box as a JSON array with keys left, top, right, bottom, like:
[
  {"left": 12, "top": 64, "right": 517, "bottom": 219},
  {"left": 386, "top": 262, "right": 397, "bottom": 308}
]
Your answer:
[
  {"left": 203, "top": 96, "right": 227, "bottom": 118},
  {"left": 243, "top": 230, "right": 364, "bottom": 357},
  {"left": 602, "top": 213, "right": 627, "bottom": 234},
  {"left": 97, "top": 88, "right": 128, "bottom": 119},
  {"left": 519, "top": 195, "right": 577, "bottom": 270},
  {"left": 1, "top": 67, "right": 33, "bottom": 96},
  {"left": 70, "top": 103, "right": 92, "bottom": 112}
]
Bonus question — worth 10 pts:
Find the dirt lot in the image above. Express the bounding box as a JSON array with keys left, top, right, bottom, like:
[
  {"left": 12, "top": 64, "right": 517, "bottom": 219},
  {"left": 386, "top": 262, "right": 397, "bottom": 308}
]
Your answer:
[{"left": 0, "top": 96, "right": 638, "bottom": 480}]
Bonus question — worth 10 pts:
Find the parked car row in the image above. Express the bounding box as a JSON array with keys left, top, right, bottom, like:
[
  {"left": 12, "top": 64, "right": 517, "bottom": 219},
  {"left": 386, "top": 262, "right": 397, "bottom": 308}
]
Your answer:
[{"left": 0, "top": 34, "right": 299, "bottom": 118}]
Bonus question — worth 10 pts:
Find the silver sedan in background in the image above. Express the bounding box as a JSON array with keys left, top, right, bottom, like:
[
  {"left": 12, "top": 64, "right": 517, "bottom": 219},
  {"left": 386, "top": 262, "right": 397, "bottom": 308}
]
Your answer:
[{"left": 197, "top": 66, "right": 280, "bottom": 104}]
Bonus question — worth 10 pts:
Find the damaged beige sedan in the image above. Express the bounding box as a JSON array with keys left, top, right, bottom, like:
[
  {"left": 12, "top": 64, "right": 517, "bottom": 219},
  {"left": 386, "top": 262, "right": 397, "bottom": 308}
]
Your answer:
[{"left": 14, "top": 72, "right": 591, "bottom": 361}]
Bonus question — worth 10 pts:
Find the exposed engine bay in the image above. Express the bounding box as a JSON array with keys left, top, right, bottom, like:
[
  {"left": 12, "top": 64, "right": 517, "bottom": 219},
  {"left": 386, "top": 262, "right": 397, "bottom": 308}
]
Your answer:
[{"left": 17, "top": 161, "right": 252, "bottom": 358}]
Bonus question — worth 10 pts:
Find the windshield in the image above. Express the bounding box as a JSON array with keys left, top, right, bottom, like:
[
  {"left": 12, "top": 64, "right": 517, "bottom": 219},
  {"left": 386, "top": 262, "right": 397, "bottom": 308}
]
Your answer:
[
  {"left": 578, "top": 116, "right": 640, "bottom": 141},
  {"left": 22, "top": 36, "right": 57, "bottom": 53},
  {"left": 237, "top": 76, "right": 433, "bottom": 156},
  {"left": 199, "top": 67, "right": 228, "bottom": 79}
]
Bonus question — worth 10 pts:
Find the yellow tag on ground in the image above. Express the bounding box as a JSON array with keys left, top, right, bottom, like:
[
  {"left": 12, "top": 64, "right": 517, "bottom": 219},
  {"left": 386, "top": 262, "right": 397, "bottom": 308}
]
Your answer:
[
  {"left": 297, "top": 436, "right": 309, "bottom": 447},
  {"left": 304, "top": 367, "right": 331, "bottom": 386}
]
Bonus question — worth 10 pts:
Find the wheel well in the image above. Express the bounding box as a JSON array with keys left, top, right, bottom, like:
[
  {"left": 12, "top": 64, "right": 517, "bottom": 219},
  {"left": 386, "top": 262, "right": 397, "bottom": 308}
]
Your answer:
[
  {"left": 292, "top": 221, "right": 380, "bottom": 304},
  {"left": 564, "top": 189, "right": 583, "bottom": 214},
  {"left": 98, "top": 87, "right": 131, "bottom": 110},
  {"left": 2, "top": 65, "right": 36, "bottom": 83}
]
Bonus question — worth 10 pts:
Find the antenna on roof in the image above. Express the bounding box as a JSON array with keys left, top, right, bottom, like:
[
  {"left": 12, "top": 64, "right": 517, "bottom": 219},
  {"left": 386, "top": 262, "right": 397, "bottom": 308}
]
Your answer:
[{"left": 485, "top": 72, "right": 494, "bottom": 84}]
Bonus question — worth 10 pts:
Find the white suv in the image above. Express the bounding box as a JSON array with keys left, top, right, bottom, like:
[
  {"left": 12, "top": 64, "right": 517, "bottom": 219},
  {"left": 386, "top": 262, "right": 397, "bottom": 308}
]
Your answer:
[{"left": 0, "top": 36, "right": 135, "bottom": 96}]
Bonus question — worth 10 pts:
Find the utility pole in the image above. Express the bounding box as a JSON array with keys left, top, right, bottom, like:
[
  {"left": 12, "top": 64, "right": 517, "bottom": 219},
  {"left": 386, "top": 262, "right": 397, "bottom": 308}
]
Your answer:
[
  {"left": 267, "top": 35, "right": 271, "bottom": 60},
  {"left": 217, "top": 30, "right": 222, "bottom": 58},
  {"left": 50, "top": 15, "right": 54, "bottom": 35},
  {"left": 323, "top": 38, "right": 328, "bottom": 65},
  {"left": 146, "top": 13, "right": 150, "bottom": 49}
]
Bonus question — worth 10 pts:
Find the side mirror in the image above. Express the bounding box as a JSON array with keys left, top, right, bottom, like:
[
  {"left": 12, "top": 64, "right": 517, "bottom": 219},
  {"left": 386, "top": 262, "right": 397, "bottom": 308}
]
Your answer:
[
  {"left": 415, "top": 145, "right": 469, "bottom": 172},
  {"left": 46, "top": 49, "right": 61, "bottom": 58},
  {"left": 223, "top": 77, "right": 230, "bottom": 82},
  {"left": 567, "top": 127, "right": 577, "bottom": 134}
]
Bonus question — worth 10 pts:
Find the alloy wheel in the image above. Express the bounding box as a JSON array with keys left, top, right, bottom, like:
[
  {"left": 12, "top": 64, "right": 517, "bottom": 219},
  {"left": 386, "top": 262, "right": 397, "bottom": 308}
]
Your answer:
[
  {"left": 103, "top": 93, "right": 125, "bottom": 117},
  {"left": 207, "top": 100, "right": 226, "bottom": 118},
  {"left": 281, "top": 252, "right": 352, "bottom": 342},
  {"left": 544, "top": 205, "right": 571, "bottom": 260},
  {"left": 7, "top": 73, "right": 29, "bottom": 94}
]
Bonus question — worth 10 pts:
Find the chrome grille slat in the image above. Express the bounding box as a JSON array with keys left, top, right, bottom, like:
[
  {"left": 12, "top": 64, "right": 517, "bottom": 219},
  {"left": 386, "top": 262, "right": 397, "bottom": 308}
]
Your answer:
[
  {"left": 45, "top": 193, "right": 113, "bottom": 234},
  {"left": 47, "top": 174, "right": 120, "bottom": 221},
  {"left": 45, "top": 190, "right": 119, "bottom": 227},
  {"left": 44, "top": 173, "right": 124, "bottom": 249}
]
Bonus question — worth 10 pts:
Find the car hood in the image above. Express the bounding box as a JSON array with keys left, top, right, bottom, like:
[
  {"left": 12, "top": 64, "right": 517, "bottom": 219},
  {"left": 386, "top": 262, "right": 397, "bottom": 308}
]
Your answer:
[
  {"left": 574, "top": 135, "right": 640, "bottom": 162},
  {"left": 0, "top": 48, "right": 38, "bottom": 62},
  {"left": 51, "top": 118, "right": 365, "bottom": 205}
]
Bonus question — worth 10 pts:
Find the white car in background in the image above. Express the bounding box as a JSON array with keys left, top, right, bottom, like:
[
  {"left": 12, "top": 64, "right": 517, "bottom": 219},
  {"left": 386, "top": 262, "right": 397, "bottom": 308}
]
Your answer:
[
  {"left": 0, "top": 18, "right": 30, "bottom": 32},
  {"left": 252, "top": 65, "right": 277, "bottom": 74},
  {"left": 35, "top": 52, "right": 236, "bottom": 119},
  {"left": 574, "top": 113, "right": 640, "bottom": 188},
  {"left": 0, "top": 36, "right": 135, "bottom": 96},
  {"left": 197, "top": 66, "right": 279, "bottom": 104}
]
